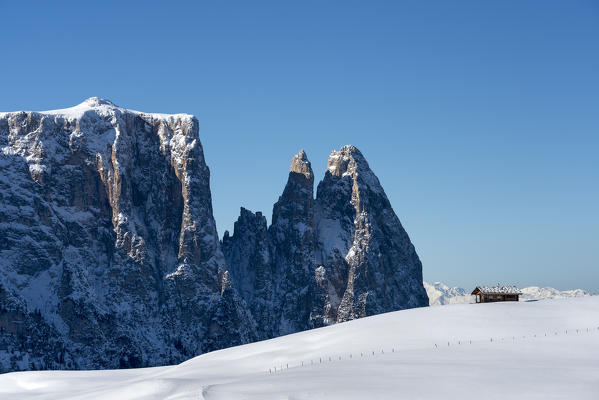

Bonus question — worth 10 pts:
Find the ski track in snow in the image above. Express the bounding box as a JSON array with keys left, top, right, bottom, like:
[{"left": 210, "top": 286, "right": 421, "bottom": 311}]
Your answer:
[{"left": 1, "top": 297, "right": 598, "bottom": 400}]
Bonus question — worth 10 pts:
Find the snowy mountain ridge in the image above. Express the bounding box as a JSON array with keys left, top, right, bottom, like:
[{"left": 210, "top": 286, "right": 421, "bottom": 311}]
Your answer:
[
  {"left": 520, "top": 286, "right": 591, "bottom": 301},
  {"left": 423, "top": 282, "right": 473, "bottom": 305},
  {"left": 2, "top": 97, "right": 194, "bottom": 120},
  {"left": 424, "top": 281, "right": 591, "bottom": 306}
]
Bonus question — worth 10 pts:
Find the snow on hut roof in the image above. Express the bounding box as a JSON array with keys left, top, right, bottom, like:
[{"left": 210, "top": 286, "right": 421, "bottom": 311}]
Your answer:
[{"left": 472, "top": 286, "right": 522, "bottom": 295}]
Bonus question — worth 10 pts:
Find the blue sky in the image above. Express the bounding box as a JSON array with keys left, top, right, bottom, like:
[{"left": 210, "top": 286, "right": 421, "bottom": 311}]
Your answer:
[{"left": 1, "top": 1, "right": 598, "bottom": 292}]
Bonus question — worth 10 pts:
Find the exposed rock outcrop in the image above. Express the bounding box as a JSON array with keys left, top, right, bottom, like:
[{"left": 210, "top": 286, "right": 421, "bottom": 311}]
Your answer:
[
  {"left": 221, "top": 208, "right": 272, "bottom": 338},
  {"left": 224, "top": 146, "right": 428, "bottom": 340},
  {"left": 0, "top": 98, "right": 427, "bottom": 372},
  {"left": 268, "top": 150, "right": 318, "bottom": 336},
  {"left": 0, "top": 98, "right": 256, "bottom": 372},
  {"left": 315, "top": 146, "right": 428, "bottom": 322}
]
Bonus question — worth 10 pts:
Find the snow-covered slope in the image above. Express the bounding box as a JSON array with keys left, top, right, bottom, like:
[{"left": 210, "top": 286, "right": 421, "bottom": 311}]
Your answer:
[
  {"left": 1, "top": 297, "right": 598, "bottom": 399},
  {"left": 425, "top": 281, "right": 590, "bottom": 305}
]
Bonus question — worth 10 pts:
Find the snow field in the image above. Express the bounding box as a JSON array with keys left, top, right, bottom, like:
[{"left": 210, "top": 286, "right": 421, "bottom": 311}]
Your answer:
[
  {"left": 267, "top": 323, "right": 599, "bottom": 375},
  {"left": 0, "top": 296, "right": 598, "bottom": 399}
]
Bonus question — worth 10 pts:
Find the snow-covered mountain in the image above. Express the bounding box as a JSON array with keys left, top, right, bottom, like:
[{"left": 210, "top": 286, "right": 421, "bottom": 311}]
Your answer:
[
  {"left": 424, "top": 282, "right": 474, "bottom": 305},
  {"left": 0, "top": 98, "right": 256, "bottom": 372},
  {"left": 520, "top": 286, "right": 591, "bottom": 301},
  {"left": 223, "top": 147, "right": 428, "bottom": 340},
  {"left": 1, "top": 296, "right": 597, "bottom": 399},
  {"left": 425, "top": 281, "right": 590, "bottom": 305},
  {"left": 0, "top": 99, "right": 427, "bottom": 372}
]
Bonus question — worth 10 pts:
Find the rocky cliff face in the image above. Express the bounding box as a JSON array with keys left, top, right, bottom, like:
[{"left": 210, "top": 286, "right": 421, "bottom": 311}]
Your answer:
[
  {"left": 221, "top": 208, "right": 272, "bottom": 338},
  {"left": 0, "top": 98, "right": 427, "bottom": 372},
  {"left": 0, "top": 98, "right": 255, "bottom": 372},
  {"left": 268, "top": 150, "right": 318, "bottom": 336},
  {"left": 223, "top": 147, "right": 428, "bottom": 340},
  {"left": 314, "top": 146, "right": 428, "bottom": 322},
  {"left": 222, "top": 151, "right": 320, "bottom": 339}
]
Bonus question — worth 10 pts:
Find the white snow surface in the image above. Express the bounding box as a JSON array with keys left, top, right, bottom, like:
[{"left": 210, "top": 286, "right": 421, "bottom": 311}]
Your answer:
[
  {"left": 33, "top": 97, "right": 193, "bottom": 121},
  {"left": 473, "top": 285, "right": 521, "bottom": 294},
  {"left": 1, "top": 297, "right": 598, "bottom": 399}
]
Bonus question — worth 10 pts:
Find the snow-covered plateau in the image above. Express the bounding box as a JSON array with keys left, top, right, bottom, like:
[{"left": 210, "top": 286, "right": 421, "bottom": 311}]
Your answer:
[
  {"left": 0, "top": 296, "right": 597, "bottom": 400},
  {"left": 425, "top": 281, "right": 591, "bottom": 306}
]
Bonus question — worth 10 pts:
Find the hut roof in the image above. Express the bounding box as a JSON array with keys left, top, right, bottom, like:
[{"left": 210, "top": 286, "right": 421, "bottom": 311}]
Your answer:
[{"left": 472, "top": 285, "right": 521, "bottom": 295}]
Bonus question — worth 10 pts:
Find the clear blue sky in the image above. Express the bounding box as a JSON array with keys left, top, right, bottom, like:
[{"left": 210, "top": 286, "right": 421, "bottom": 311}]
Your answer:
[{"left": 1, "top": 1, "right": 598, "bottom": 292}]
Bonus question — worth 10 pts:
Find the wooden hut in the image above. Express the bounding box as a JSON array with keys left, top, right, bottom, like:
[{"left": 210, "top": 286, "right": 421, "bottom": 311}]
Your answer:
[{"left": 471, "top": 286, "right": 521, "bottom": 303}]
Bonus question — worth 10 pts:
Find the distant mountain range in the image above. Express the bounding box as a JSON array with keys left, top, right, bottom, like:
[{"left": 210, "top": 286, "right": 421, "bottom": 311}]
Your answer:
[{"left": 424, "top": 281, "right": 591, "bottom": 306}]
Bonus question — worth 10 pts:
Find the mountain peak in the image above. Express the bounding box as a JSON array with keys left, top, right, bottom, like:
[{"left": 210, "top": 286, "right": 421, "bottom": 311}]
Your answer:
[
  {"left": 338, "top": 144, "right": 361, "bottom": 155},
  {"left": 1, "top": 98, "right": 196, "bottom": 122},
  {"left": 326, "top": 145, "right": 368, "bottom": 177},
  {"left": 289, "top": 149, "right": 313, "bottom": 180},
  {"left": 81, "top": 97, "right": 117, "bottom": 108}
]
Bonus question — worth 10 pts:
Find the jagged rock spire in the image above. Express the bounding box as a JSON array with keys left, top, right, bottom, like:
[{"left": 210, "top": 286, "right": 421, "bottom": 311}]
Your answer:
[
  {"left": 224, "top": 145, "right": 427, "bottom": 338},
  {"left": 316, "top": 145, "right": 428, "bottom": 322},
  {"left": 271, "top": 149, "right": 314, "bottom": 227},
  {"left": 267, "top": 149, "right": 317, "bottom": 335},
  {"left": 222, "top": 207, "right": 273, "bottom": 339},
  {"left": 289, "top": 149, "right": 313, "bottom": 180}
]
